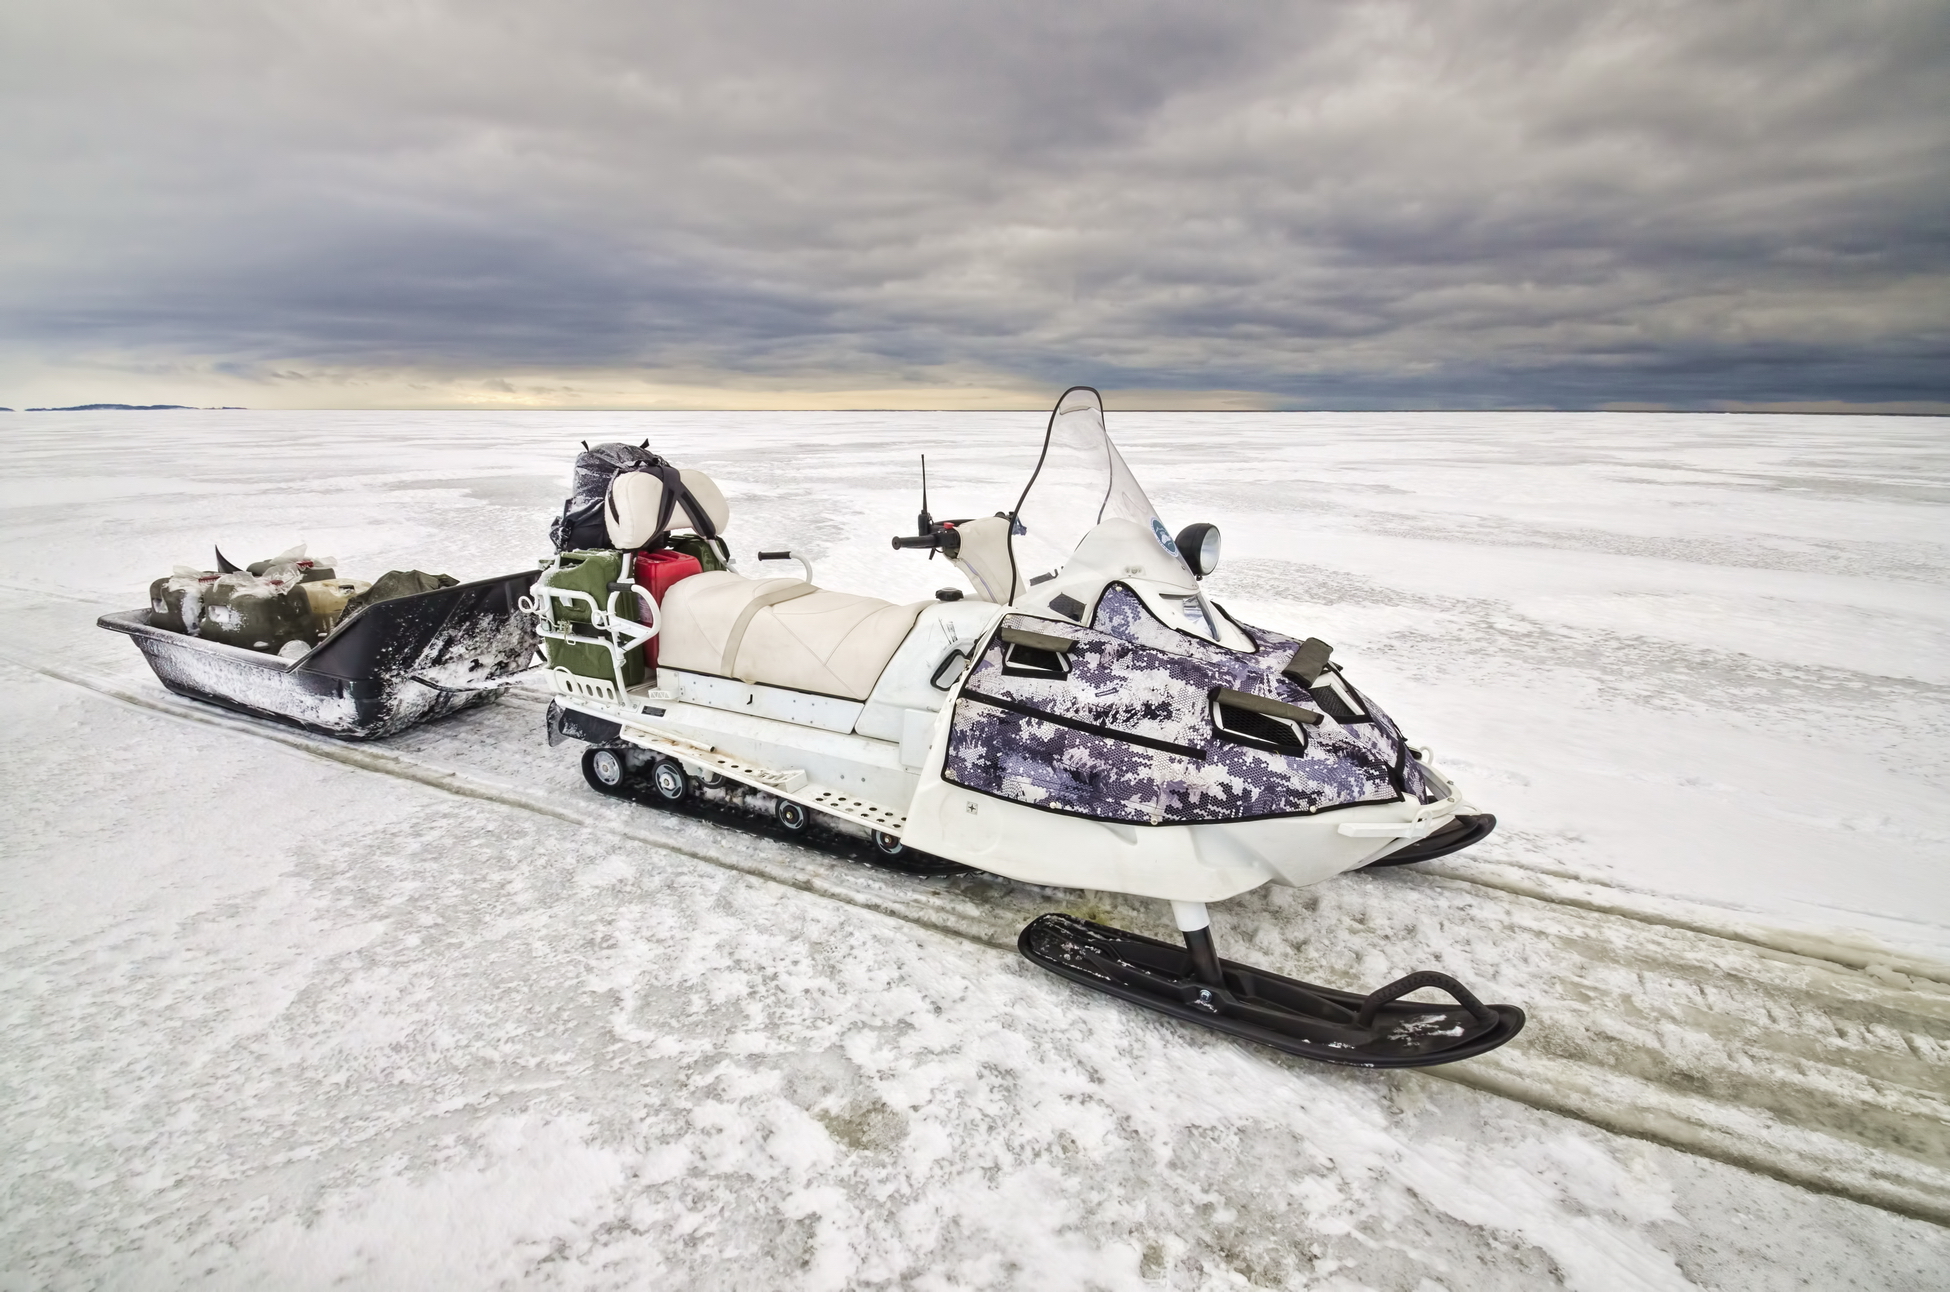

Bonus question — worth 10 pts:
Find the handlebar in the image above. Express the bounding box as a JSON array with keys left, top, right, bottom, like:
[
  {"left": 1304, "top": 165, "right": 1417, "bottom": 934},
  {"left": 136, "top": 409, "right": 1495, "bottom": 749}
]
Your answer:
[
  {"left": 755, "top": 549, "right": 816, "bottom": 584},
  {"left": 891, "top": 527, "right": 962, "bottom": 558}
]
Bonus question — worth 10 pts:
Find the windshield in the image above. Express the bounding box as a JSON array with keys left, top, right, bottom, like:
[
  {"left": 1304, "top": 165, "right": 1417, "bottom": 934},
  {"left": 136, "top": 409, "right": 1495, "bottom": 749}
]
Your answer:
[{"left": 1008, "top": 386, "right": 1187, "bottom": 592}]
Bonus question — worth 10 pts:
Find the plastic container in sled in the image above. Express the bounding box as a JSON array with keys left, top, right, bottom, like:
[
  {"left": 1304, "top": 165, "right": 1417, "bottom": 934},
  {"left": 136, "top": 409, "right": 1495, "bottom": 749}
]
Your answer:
[
  {"left": 99, "top": 569, "right": 540, "bottom": 739},
  {"left": 148, "top": 571, "right": 219, "bottom": 633},
  {"left": 195, "top": 577, "right": 316, "bottom": 652},
  {"left": 300, "top": 578, "right": 372, "bottom": 636}
]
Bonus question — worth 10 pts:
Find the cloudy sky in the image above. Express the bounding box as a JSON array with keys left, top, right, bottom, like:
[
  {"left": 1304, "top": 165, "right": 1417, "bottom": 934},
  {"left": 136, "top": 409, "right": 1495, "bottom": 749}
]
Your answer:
[{"left": 3, "top": 0, "right": 1946, "bottom": 410}]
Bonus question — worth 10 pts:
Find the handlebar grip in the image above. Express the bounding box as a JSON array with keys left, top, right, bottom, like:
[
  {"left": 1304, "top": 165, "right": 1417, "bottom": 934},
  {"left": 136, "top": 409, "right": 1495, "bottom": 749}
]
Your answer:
[
  {"left": 757, "top": 549, "right": 791, "bottom": 561},
  {"left": 890, "top": 535, "right": 939, "bottom": 550}
]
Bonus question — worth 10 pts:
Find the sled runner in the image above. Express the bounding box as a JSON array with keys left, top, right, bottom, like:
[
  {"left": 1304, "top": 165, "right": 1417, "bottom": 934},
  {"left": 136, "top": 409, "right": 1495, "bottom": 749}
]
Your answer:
[
  {"left": 100, "top": 569, "right": 540, "bottom": 739},
  {"left": 537, "top": 387, "right": 1523, "bottom": 1067}
]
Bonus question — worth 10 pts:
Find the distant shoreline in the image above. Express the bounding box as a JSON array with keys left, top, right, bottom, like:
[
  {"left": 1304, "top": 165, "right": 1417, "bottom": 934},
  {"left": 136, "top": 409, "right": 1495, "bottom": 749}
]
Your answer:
[{"left": 11, "top": 403, "right": 248, "bottom": 412}]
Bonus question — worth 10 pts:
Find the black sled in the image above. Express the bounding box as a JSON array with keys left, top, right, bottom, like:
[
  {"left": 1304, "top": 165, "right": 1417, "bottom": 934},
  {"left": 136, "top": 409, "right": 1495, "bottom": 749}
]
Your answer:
[{"left": 99, "top": 569, "right": 540, "bottom": 739}]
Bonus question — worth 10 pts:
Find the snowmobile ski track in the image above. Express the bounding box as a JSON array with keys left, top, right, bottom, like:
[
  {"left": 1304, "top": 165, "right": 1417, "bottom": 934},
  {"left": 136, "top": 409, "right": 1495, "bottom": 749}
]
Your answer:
[{"left": 10, "top": 648, "right": 1950, "bottom": 1226}]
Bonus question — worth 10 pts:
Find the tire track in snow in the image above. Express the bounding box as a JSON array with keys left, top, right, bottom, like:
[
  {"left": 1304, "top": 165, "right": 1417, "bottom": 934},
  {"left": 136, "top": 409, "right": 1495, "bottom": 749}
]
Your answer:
[
  {"left": 1409, "top": 856, "right": 1950, "bottom": 988},
  {"left": 7, "top": 649, "right": 1950, "bottom": 1226}
]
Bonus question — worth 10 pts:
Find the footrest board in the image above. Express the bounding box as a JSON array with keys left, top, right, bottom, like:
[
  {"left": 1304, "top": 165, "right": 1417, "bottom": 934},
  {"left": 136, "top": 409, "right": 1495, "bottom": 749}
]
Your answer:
[
  {"left": 598, "top": 711, "right": 910, "bottom": 836},
  {"left": 800, "top": 786, "right": 906, "bottom": 832}
]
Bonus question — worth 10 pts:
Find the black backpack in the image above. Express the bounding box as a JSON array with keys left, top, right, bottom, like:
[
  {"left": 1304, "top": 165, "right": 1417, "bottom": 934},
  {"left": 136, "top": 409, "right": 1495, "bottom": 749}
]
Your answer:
[{"left": 549, "top": 441, "right": 723, "bottom": 553}]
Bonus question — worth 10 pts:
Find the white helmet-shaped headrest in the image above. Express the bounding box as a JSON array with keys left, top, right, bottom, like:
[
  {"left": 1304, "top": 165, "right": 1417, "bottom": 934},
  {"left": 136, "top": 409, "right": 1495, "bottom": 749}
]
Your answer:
[
  {"left": 605, "top": 472, "right": 664, "bottom": 549},
  {"left": 677, "top": 469, "right": 730, "bottom": 536},
  {"left": 604, "top": 468, "right": 732, "bottom": 549}
]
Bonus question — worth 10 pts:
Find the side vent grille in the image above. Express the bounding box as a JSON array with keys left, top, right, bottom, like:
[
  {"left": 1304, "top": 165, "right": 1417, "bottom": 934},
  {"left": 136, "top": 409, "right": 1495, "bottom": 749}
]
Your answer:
[
  {"left": 1212, "top": 698, "right": 1309, "bottom": 752},
  {"left": 1002, "top": 643, "right": 1070, "bottom": 679},
  {"left": 1308, "top": 681, "right": 1364, "bottom": 723}
]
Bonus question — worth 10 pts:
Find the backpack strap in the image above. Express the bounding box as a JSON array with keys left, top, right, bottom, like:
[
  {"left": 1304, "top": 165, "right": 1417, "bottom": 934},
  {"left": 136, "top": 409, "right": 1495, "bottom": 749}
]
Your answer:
[{"left": 669, "top": 478, "right": 721, "bottom": 540}]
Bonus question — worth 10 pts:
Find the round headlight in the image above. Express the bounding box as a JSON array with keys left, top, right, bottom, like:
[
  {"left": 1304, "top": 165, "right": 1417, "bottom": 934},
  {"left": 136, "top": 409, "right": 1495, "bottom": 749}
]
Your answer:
[{"left": 1174, "top": 522, "right": 1221, "bottom": 578}]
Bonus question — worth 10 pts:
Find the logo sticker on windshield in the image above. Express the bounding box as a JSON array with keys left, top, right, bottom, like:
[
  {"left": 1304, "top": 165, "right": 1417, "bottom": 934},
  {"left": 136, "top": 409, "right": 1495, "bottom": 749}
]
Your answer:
[{"left": 1150, "top": 518, "right": 1179, "bottom": 555}]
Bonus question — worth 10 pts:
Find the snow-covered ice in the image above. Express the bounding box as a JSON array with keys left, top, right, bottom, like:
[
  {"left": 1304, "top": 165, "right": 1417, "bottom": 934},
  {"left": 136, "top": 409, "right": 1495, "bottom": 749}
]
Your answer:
[{"left": 1, "top": 409, "right": 1946, "bottom": 1288}]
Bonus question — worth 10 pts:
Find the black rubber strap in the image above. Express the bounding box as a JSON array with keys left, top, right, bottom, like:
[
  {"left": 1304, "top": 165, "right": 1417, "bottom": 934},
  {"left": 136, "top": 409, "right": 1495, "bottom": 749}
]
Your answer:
[
  {"left": 1355, "top": 971, "right": 1495, "bottom": 1027},
  {"left": 607, "top": 461, "right": 720, "bottom": 541},
  {"left": 960, "top": 689, "right": 1205, "bottom": 761}
]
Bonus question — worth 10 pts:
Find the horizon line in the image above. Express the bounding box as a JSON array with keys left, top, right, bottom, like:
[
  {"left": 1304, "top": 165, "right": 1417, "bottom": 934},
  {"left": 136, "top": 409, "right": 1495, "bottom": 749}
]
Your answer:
[{"left": 6, "top": 405, "right": 1947, "bottom": 417}]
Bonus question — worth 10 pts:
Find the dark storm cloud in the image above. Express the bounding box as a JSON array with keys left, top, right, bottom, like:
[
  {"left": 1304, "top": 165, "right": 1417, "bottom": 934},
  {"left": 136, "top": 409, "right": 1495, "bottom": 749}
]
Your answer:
[{"left": 3, "top": 0, "right": 1946, "bottom": 406}]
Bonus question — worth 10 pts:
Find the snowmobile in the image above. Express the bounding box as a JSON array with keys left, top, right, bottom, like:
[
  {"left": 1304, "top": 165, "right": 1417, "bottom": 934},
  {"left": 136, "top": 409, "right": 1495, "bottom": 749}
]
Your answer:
[{"left": 533, "top": 387, "right": 1523, "bottom": 1067}]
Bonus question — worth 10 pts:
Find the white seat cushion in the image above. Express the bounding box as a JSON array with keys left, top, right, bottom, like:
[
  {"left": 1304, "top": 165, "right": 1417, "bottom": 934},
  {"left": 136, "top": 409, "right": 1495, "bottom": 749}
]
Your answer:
[{"left": 658, "top": 571, "right": 927, "bottom": 701}]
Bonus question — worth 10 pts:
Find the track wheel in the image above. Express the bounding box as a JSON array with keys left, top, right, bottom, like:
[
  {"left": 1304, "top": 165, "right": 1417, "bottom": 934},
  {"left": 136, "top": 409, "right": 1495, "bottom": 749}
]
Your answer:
[
  {"left": 649, "top": 758, "right": 691, "bottom": 805},
  {"left": 871, "top": 830, "right": 905, "bottom": 857},
  {"left": 582, "top": 747, "right": 631, "bottom": 796},
  {"left": 776, "top": 799, "right": 811, "bottom": 832}
]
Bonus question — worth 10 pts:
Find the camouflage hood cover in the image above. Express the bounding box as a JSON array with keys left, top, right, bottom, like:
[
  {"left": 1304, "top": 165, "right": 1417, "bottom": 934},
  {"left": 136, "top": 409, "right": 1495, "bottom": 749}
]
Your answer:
[{"left": 942, "top": 584, "right": 1441, "bottom": 825}]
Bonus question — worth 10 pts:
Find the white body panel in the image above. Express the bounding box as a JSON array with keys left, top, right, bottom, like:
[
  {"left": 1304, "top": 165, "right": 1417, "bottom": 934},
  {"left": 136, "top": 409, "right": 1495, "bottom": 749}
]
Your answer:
[
  {"left": 552, "top": 599, "right": 1012, "bottom": 832},
  {"left": 898, "top": 704, "right": 1465, "bottom": 901},
  {"left": 628, "top": 674, "right": 914, "bottom": 808},
  {"left": 547, "top": 582, "right": 1469, "bottom": 902},
  {"left": 854, "top": 599, "right": 1003, "bottom": 738}
]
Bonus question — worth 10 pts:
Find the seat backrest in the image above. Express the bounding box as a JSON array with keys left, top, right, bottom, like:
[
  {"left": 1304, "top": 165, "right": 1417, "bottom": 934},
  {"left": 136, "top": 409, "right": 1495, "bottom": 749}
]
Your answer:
[{"left": 605, "top": 467, "right": 733, "bottom": 548}]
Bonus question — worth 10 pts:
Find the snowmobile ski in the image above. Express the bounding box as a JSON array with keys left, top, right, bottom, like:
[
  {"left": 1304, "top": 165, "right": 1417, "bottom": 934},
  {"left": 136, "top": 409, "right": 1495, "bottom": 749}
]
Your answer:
[
  {"left": 1363, "top": 812, "right": 1498, "bottom": 867},
  {"left": 1020, "top": 912, "right": 1524, "bottom": 1067}
]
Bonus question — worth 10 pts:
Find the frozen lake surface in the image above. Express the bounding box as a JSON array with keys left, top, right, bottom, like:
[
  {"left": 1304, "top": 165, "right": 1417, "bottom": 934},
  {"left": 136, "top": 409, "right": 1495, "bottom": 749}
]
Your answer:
[{"left": 2, "top": 409, "right": 1946, "bottom": 1288}]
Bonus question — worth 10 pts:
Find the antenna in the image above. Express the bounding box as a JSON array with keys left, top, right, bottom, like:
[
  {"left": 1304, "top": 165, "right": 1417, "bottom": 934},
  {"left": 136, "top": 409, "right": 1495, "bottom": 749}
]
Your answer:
[{"left": 890, "top": 452, "right": 960, "bottom": 558}]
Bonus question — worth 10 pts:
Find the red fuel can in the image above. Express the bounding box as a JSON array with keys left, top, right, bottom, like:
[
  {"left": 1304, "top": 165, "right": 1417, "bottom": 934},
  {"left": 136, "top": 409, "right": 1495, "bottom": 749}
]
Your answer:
[{"left": 631, "top": 548, "right": 703, "bottom": 668}]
